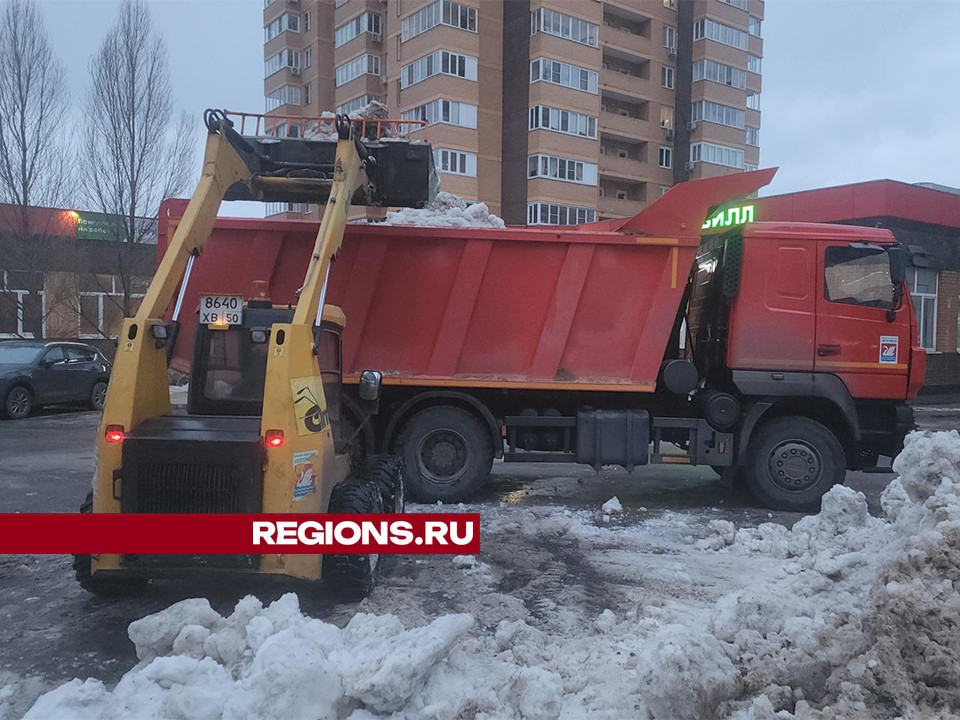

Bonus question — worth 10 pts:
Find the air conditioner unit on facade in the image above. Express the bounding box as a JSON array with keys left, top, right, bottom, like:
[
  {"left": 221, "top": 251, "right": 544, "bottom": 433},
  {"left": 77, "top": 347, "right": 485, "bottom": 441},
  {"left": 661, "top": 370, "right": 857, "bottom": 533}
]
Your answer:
[
  {"left": 664, "top": 127, "right": 674, "bottom": 139},
  {"left": 666, "top": 45, "right": 677, "bottom": 57},
  {"left": 685, "top": 161, "right": 696, "bottom": 171},
  {"left": 370, "top": 32, "right": 382, "bottom": 43},
  {"left": 379, "top": 75, "right": 388, "bottom": 84},
  {"left": 289, "top": 66, "right": 301, "bottom": 75},
  {"left": 687, "top": 121, "right": 697, "bottom": 131}
]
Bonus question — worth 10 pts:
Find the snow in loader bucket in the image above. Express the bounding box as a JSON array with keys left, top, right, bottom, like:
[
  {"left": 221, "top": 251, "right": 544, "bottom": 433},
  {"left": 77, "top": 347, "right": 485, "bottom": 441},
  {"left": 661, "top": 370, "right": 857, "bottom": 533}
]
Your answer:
[{"left": 206, "top": 108, "right": 437, "bottom": 208}]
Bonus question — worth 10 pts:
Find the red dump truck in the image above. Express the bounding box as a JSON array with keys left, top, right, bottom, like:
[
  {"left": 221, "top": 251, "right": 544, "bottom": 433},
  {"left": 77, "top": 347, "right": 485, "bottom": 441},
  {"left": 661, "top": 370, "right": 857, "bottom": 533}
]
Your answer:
[{"left": 159, "top": 169, "right": 924, "bottom": 511}]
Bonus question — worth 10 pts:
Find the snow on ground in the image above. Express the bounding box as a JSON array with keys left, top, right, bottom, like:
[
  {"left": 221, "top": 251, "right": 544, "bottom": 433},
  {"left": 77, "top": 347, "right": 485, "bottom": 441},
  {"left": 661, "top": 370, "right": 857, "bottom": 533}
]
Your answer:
[
  {"left": 376, "top": 191, "right": 506, "bottom": 229},
  {"left": 9, "top": 431, "right": 960, "bottom": 719}
]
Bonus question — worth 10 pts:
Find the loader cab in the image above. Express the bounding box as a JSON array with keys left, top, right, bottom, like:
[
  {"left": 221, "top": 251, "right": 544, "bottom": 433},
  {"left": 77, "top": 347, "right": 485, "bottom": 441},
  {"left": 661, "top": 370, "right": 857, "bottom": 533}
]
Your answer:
[{"left": 187, "top": 303, "right": 346, "bottom": 436}]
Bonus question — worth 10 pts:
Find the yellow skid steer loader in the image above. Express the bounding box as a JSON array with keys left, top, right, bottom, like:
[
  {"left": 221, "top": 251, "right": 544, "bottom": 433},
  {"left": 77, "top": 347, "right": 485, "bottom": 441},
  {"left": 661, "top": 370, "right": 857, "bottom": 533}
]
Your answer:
[{"left": 74, "top": 110, "right": 434, "bottom": 598}]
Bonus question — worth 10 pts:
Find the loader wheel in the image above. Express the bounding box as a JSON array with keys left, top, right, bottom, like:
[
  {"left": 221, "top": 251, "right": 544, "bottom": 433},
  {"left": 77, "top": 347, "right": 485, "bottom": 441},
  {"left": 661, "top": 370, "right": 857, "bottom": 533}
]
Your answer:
[
  {"left": 361, "top": 455, "right": 405, "bottom": 513},
  {"left": 396, "top": 406, "right": 493, "bottom": 503},
  {"left": 74, "top": 493, "right": 148, "bottom": 596},
  {"left": 323, "top": 481, "right": 384, "bottom": 599},
  {"left": 744, "top": 417, "right": 845, "bottom": 513}
]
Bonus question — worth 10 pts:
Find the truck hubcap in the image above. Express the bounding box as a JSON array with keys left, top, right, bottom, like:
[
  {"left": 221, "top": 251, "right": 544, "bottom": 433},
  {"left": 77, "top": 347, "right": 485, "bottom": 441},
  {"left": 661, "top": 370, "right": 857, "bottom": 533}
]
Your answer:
[
  {"left": 418, "top": 429, "right": 470, "bottom": 484},
  {"left": 7, "top": 389, "right": 29, "bottom": 417},
  {"left": 768, "top": 440, "right": 822, "bottom": 492}
]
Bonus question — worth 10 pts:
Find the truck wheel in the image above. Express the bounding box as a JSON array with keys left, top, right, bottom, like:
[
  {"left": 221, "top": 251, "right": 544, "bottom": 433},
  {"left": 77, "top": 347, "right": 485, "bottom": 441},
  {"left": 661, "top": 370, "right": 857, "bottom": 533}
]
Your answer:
[
  {"left": 323, "top": 481, "right": 384, "bottom": 599},
  {"left": 73, "top": 493, "right": 148, "bottom": 596},
  {"left": 361, "top": 455, "right": 405, "bottom": 513},
  {"left": 396, "top": 406, "right": 493, "bottom": 503},
  {"left": 744, "top": 417, "right": 845, "bottom": 512}
]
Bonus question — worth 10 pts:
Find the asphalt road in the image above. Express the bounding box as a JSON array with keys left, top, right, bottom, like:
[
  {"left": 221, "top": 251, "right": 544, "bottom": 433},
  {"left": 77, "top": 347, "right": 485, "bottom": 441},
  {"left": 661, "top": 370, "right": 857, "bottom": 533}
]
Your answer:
[{"left": 0, "top": 403, "right": 956, "bottom": 711}]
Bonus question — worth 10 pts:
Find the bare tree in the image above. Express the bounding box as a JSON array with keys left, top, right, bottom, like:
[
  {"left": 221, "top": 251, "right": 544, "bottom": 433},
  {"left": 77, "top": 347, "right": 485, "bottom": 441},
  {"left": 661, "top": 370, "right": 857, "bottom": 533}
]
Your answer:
[
  {"left": 0, "top": 0, "right": 72, "bottom": 338},
  {"left": 80, "top": 0, "right": 195, "bottom": 328}
]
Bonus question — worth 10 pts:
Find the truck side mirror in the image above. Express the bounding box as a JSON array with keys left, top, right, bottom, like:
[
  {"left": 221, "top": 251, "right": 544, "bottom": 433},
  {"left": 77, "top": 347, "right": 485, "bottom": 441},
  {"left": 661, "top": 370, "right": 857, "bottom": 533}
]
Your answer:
[
  {"left": 358, "top": 369, "right": 382, "bottom": 415},
  {"left": 358, "top": 370, "right": 382, "bottom": 401},
  {"left": 888, "top": 246, "right": 907, "bottom": 285}
]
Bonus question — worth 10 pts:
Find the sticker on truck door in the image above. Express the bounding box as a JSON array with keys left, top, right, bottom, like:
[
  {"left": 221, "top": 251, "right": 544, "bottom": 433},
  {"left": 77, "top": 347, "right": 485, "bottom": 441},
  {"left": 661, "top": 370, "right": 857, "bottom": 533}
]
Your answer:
[
  {"left": 879, "top": 336, "right": 899, "bottom": 364},
  {"left": 292, "top": 450, "right": 319, "bottom": 501}
]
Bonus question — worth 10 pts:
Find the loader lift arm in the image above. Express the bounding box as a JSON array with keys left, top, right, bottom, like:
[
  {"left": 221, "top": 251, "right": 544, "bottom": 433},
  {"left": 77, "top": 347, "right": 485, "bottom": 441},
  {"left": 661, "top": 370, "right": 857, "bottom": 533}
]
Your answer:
[{"left": 90, "top": 110, "right": 432, "bottom": 586}]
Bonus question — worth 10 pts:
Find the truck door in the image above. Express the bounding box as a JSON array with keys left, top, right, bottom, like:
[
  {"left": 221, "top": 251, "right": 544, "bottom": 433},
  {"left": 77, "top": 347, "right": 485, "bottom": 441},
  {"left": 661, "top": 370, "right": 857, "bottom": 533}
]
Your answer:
[{"left": 815, "top": 242, "right": 910, "bottom": 399}]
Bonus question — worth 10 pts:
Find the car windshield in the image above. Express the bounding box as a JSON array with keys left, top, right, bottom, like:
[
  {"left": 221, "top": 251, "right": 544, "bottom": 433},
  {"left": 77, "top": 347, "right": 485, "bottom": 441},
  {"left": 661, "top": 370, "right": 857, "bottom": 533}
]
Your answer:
[{"left": 0, "top": 346, "right": 43, "bottom": 364}]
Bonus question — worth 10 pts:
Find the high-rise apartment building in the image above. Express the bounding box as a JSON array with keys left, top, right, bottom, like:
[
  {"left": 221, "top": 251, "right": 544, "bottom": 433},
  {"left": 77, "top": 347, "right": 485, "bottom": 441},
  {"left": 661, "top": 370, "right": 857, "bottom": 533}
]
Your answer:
[{"left": 262, "top": 0, "right": 763, "bottom": 224}]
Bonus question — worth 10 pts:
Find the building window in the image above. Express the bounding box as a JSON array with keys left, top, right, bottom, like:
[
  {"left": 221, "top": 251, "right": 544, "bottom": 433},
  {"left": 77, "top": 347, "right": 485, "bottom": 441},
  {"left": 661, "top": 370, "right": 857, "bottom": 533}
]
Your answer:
[
  {"left": 265, "top": 85, "right": 302, "bottom": 111},
  {"left": 335, "top": 54, "right": 381, "bottom": 87},
  {"left": 401, "top": 50, "right": 478, "bottom": 88},
  {"left": 663, "top": 25, "right": 676, "bottom": 49},
  {"left": 335, "top": 12, "right": 382, "bottom": 47},
  {"left": 748, "top": 16, "right": 762, "bottom": 37},
  {"left": 435, "top": 148, "right": 477, "bottom": 177},
  {"left": 401, "top": 98, "right": 478, "bottom": 128},
  {"left": 718, "top": 0, "right": 747, "bottom": 9},
  {"left": 335, "top": 0, "right": 349, "bottom": 6},
  {"left": 659, "top": 146, "right": 672, "bottom": 169},
  {"left": 690, "top": 141, "right": 744, "bottom": 169},
  {"left": 528, "top": 105, "right": 597, "bottom": 139},
  {"left": 77, "top": 275, "right": 146, "bottom": 340},
  {"left": 663, "top": 0, "right": 676, "bottom": 9},
  {"left": 910, "top": 268, "right": 938, "bottom": 351},
  {"left": 337, "top": 95, "right": 379, "bottom": 114},
  {"left": 264, "top": 49, "right": 300, "bottom": 78},
  {"left": 692, "top": 59, "right": 746, "bottom": 89},
  {"left": 264, "top": 13, "right": 299, "bottom": 42},
  {"left": 527, "top": 154, "right": 598, "bottom": 185},
  {"left": 693, "top": 18, "right": 748, "bottom": 50},
  {"left": 265, "top": 202, "right": 314, "bottom": 216},
  {"left": 530, "top": 57, "right": 598, "bottom": 94},
  {"left": 748, "top": 54, "right": 762, "bottom": 74},
  {"left": 529, "top": 8, "right": 598, "bottom": 47},
  {"left": 661, "top": 65, "right": 674, "bottom": 89},
  {"left": 304, "top": 11, "right": 311, "bottom": 31},
  {"left": 691, "top": 100, "right": 745, "bottom": 129},
  {"left": 527, "top": 202, "right": 596, "bottom": 226},
  {"left": 747, "top": 93, "right": 761, "bottom": 111},
  {"left": 746, "top": 126, "right": 759, "bottom": 146},
  {"left": 659, "top": 185, "right": 671, "bottom": 196},
  {"left": 660, "top": 106, "right": 674, "bottom": 129},
  {"left": 0, "top": 272, "right": 42, "bottom": 339},
  {"left": 401, "top": 0, "right": 477, "bottom": 42},
  {"left": 304, "top": 48, "right": 312, "bottom": 68},
  {"left": 304, "top": 83, "right": 311, "bottom": 105}
]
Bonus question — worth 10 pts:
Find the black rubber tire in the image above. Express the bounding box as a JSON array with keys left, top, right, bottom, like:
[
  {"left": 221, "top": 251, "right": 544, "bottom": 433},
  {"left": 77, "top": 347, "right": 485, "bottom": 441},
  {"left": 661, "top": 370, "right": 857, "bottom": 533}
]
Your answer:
[
  {"left": 74, "top": 493, "right": 148, "bottom": 596},
  {"left": 323, "top": 481, "right": 384, "bottom": 599},
  {"left": 395, "top": 405, "right": 493, "bottom": 503},
  {"left": 744, "top": 416, "right": 846, "bottom": 512},
  {"left": 90, "top": 381, "right": 108, "bottom": 411},
  {"left": 3, "top": 385, "right": 32, "bottom": 420},
  {"left": 361, "top": 455, "right": 405, "bottom": 514}
]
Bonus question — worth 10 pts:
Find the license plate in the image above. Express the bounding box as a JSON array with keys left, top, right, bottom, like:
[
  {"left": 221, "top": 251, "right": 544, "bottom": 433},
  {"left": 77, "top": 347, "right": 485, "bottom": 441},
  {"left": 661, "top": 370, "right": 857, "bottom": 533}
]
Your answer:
[{"left": 199, "top": 295, "right": 243, "bottom": 327}]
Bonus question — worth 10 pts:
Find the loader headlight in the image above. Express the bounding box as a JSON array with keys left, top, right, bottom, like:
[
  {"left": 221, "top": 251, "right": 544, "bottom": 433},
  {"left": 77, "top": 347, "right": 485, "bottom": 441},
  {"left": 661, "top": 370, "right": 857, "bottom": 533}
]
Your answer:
[
  {"left": 250, "top": 328, "right": 270, "bottom": 344},
  {"left": 150, "top": 323, "right": 169, "bottom": 340}
]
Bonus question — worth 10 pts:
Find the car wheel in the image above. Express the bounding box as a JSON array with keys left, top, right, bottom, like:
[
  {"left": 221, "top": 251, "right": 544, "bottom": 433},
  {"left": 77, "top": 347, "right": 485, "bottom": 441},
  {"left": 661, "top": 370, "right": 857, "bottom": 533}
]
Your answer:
[
  {"left": 90, "top": 381, "right": 108, "bottom": 411},
  {"left": 4, "top": 385, "right": 32, "bottom": 420}
]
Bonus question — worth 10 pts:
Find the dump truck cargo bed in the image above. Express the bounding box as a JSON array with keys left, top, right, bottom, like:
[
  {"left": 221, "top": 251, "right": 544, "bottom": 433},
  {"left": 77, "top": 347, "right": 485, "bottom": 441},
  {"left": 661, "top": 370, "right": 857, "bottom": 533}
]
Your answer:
[{"left": 159, "top": 201, "right": 698, "bottom": 392}]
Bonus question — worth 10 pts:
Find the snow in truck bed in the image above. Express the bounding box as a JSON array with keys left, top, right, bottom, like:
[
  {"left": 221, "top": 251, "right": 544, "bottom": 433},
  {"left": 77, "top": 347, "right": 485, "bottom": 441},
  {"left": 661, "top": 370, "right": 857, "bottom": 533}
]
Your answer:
[{"left": 7, "top": 430, "right": 960, "bottom": 719}]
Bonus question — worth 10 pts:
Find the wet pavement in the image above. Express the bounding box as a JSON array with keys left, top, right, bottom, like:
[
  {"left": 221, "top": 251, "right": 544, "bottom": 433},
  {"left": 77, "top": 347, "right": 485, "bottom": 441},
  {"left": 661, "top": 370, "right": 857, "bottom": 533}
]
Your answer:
[{"left": 0, "top": 401, "right": 957, "bottom": 706}]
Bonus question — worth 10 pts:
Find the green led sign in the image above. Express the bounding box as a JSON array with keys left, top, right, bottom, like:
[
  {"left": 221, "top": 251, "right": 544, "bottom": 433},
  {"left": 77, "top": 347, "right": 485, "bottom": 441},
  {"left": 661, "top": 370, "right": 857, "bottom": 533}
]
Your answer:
[{"left": 702, "top": 204, "right": 755, "bottom": 231}]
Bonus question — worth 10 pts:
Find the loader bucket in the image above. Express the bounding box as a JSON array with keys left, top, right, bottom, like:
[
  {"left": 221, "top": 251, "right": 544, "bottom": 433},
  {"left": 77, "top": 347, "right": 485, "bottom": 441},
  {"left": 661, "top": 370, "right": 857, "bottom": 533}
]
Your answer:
[{"left": 207, "top": 109, "right": 436, "bottom": 208}]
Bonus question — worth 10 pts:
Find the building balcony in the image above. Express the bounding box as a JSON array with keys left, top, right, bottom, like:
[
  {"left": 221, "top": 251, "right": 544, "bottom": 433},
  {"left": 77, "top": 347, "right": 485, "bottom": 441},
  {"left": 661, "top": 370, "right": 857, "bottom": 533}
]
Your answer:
[
  {"left": 600, "top": 67, "right": 648, "bottom": 101},
  {"left": 601, "top": 24, "right": 655, "bottom": 60},
  {"left": 599, "top": 154, "right": 647, "bottom": 181},
  {"left": 599, "top": 110, "right": 663, "bottom": 145},
  {"left": 598, "top": 194, "right": 646, "bottom": 218}
]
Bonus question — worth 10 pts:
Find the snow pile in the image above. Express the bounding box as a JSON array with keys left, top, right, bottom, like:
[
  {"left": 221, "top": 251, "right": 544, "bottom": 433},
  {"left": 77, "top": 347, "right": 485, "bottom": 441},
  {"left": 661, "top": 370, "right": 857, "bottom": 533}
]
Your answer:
[
  {"left": 378, "top": 192, "right": 505, "bottom": 229},
  {"left": 601, "top": 496, "right": 623, "bottom": 514},
  {"left": 303, "top": 101, "right": 393, "bottom": 141},
  {"left": 23, "top": 595, "right": 478, "bottom": 720},
  {"left": 704, "top": 430, "right": 960, "bottom": 718}
]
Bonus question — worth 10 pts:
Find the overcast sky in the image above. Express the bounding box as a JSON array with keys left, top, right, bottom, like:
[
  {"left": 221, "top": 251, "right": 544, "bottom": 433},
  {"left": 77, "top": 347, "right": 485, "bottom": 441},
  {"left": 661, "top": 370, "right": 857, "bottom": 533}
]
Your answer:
[{"left": 38, "top": 0, "right": 960, "bottom": 213}]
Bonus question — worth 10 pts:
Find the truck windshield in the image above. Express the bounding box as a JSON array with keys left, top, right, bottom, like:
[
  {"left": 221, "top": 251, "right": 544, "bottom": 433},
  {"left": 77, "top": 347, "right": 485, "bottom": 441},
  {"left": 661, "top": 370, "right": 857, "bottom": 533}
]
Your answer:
[{"left": 824, "top": 247, "right": 896, "bottom": 309}]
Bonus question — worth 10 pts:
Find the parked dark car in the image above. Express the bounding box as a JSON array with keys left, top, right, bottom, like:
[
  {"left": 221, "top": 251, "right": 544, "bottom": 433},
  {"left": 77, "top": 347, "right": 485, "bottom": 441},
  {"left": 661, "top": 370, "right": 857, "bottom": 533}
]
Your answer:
[{"left": 0, "top": 341, "right": 112, "bottom": 419}]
